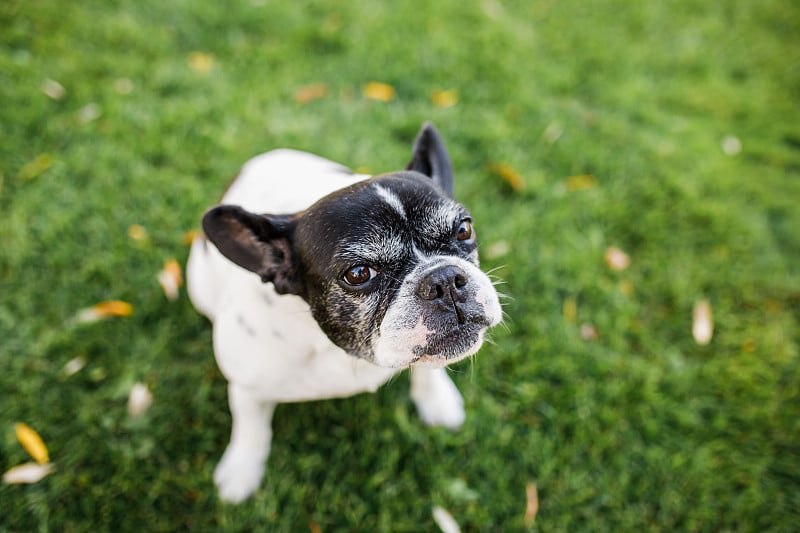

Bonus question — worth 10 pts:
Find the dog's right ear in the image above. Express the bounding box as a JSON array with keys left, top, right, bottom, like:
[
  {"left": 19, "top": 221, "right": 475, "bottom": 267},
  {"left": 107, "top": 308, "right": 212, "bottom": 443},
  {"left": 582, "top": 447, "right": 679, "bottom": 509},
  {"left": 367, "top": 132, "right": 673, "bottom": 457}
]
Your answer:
[
  {"left": 406, "top": 122, "right": 454, "bottom": 197},
  {"left": 202, "top": 205, "right": 301, "bottom": 295}
]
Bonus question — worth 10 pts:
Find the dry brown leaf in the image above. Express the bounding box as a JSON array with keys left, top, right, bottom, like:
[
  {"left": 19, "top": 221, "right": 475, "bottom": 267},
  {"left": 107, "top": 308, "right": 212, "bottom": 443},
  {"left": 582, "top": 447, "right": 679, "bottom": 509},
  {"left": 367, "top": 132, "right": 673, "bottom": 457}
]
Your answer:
[
  {"left": 308, "top": 520, "right": 323, "bottom": 533},
  {"left": 431, "top": 89, "right": 459, "bottom": 108},
  {"left": 488, "top": 162, "right": 525, "bottom": 192},
  {"left": 2, "top": 462, "right": 55, "bottom": 485},
  {"left": 604, "top": 246, "right": 630, "bottom": 272},
  {"left": 565, "top": 174, "right": 597, "bottom": 192},
  {"left": 432, "top": 506, "right": 461, "bottom": 533},
  {"left": 18, "top": 153, "right": 53, "bottom": 180},
  {"left": 128, "top": 382, "right": 153, "bottom": 417},
  {"left": 157, "top": 258, "right": 183, "bottom": 301},
  {"left": 75, "top": 300, "right": 134, "bottom": 324},
  {"left": 363, "top": 82, "right": 395, "bottom": 102},
  {"left": 692, "top": 299, "right": 713, "bottom": 345},
  {"left": 524, "top": 482, "right": 539, "bottom": 526},
  {"left": 15, "top": 423, "right": 49, "bottom": 465},
  {"left": 187, "top": 51, "right": 215, "bottom": 74},
  {"left": 294, "top": 83, "right": 329, "bottom": 104}
]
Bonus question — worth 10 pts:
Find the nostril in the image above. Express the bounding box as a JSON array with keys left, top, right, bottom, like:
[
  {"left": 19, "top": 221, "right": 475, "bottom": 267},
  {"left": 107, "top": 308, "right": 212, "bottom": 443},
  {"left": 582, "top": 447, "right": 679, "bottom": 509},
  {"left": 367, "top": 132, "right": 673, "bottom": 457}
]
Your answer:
[
  {"left": 416, "top": 265, "right": 469, "bottom": 302},
  {"left": 454, "top": 273, "right": 467, "bottom": 288}
]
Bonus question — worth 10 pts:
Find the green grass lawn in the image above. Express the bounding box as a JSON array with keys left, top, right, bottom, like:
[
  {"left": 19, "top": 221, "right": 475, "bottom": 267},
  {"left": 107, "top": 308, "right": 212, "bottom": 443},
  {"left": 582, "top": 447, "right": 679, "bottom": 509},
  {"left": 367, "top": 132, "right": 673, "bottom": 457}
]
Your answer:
[{"left": 2, "top": 0, "right": 798, "bottom": 530}]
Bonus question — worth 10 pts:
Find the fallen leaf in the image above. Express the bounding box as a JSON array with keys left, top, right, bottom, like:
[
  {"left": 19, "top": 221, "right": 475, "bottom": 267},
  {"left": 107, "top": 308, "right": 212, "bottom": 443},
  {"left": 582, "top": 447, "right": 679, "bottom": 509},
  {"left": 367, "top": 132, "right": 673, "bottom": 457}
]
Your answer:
[
  {"left": 484, "top": 240, "right": 511, "bottom": 260},
  {"left": 308, "top": 520, "right": 323, "bottom": 533},
  {"left": 18, "top": 153, "right": 53, "bottom": 180},
  {"left": 128, "top": 382, "right": 153, "bottom": 417},
  {"left": 114, "top": 78, "right": 134, "bottom": 95},
  {"left": 432, "top": 506, "right": 461, "bottom": 533},
  {"left": 187, "top": 51, "right": 215, "bottom": 74},
  {"left": 62, "top": 356, "right": 86, "bottom": 376},
  {"left": 565, "top": 174, "right": 597, "bottom": 192},
  {"left": 488, "top": 162, "right": 525, "bottom": 192},
  {"left": 363, "top": 82, "right": 395, "bottom": 102},
  {"left": 431, "top": 89, "right": 459, "bottom": 108},
  {"left": 182, "top": 229, "right": 202, "bottom": 245},
  {"left": 692, "top": 299, "right": 713, "bottom": 345},
  {"left": 563, "top": 297, "right": 577, "bottom": 324},
  {"left": 524, "top": 483, "right": 539, "bottom": 526},
  {"left": 157, "top": 258, "right": 183, "bottom": 301},
  {"left": 543, "top": 121, "right": 564, "bottom": 144},
  {"left": 721, "top": 135, "right": 742, "bottom": 156},
  {"left": 580, "top": 323, "right": 599, "bottom": 341},
  {"left": 14, "top": 423, "right": 49, "bottom": 465},
  {"left": 604, "top": 246, "right": 630, "bottom": 272},
  {"left": 42, "top": 79, "right": 66, "bottom": 100},
  {"left": 2, "top": 462, "right": 55, "bottom": 485},
  {"left": 294, "top": 83, "right": 329, "bottom": 104},
  {"left": 127, "top": 224, "right": 148, "bottom": 242},
  {"left": 74, "top": 300, "right": 134, "bottom": 324},
  {"left": 77, "top": 103, "right": 102, "bottom": 124}
]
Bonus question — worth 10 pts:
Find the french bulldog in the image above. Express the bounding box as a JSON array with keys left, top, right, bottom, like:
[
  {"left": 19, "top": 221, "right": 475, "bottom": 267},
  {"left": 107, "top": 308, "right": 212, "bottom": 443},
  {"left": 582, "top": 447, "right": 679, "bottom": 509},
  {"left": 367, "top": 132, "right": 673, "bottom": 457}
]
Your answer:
[{"left": 186, "top": 123, "right": 502, "bottom": 503}]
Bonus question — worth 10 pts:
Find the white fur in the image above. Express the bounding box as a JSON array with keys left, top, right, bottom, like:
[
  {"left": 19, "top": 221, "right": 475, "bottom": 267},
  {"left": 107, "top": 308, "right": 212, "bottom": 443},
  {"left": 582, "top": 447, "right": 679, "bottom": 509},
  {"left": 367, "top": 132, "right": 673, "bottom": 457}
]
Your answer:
[{"left": 187, "top": 150, "right": 473, "bottom": 502}]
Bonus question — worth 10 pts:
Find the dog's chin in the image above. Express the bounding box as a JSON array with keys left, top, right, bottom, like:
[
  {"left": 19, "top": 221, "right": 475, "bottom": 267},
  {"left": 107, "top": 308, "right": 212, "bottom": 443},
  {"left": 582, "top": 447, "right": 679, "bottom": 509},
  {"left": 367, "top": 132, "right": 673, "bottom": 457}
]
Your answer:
[{"left": 403, "top": 324, "right": 488, "bottom": 369}]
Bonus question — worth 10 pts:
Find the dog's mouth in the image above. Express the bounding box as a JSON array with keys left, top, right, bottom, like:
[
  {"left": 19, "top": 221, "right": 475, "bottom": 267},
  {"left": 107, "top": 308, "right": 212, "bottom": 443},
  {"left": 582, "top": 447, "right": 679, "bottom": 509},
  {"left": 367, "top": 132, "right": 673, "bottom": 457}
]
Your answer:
[{"left": 409, "top": 320, "right": 489, "bottom": 366}]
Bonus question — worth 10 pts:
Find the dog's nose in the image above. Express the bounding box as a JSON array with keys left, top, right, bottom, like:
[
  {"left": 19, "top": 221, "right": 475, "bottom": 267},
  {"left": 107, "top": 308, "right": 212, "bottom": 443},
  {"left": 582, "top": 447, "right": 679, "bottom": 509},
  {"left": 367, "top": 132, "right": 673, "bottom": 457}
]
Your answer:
[{"left": 417, "top": 265, "right": 469, "bottom": 323}]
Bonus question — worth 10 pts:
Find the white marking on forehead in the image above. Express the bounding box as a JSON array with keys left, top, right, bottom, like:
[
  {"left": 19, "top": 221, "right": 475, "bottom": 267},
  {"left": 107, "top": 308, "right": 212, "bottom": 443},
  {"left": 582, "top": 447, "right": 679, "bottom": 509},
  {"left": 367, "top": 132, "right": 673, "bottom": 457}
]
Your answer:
[{"left": 373, "top": 184, "right": 406, "bottom": 220}]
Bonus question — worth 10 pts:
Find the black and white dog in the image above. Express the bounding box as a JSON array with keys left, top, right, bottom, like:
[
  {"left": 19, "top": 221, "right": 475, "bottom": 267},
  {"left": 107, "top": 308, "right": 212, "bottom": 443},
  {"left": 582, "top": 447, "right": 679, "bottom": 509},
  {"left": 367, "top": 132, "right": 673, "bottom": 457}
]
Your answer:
[{"left": 187, "top": 123, "right": 502, "bottom": 502}]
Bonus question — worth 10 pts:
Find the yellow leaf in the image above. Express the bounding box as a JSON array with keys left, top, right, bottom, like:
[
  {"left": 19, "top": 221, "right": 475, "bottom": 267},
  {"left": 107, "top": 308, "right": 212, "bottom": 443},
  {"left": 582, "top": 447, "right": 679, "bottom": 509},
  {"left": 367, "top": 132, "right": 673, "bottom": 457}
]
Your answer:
[
  {"left": 488, "top": 162, "right": 526, "bottom": 192},
  {"left": 431, "top": 89, "right": 459, "bottom": 108},
  {"left": 18, "top": 153, "right": 53, "bottom": 180},
  {"left": 187, "top": 51, "right": 215, "bottom": 74},
  {"left": 75, "top": 300, "right": 134, "bottom": 324},
  {"left": 157, "top": 258, "right": 183, "bottom": 301},
  {"left": 692, "top": 299, "right": 713, "bottom": 345},
  {"left": 182, "top": 229, "right": 201, "bottom": 245},
  {"left": 294, "top": 83, "right": 329, "bottom": 104},
  {"left": 14, "top": 423, "right": 49, "bottom": 465},
  {"left": 563, "top": 297, "right": 577, "bottom": 324},
  {"left": 565, "top": 174, "right": 597, "bottom": 192},
  {"left": 127, "top": 224, "right": 148, "bottom": 242},
  {"left": 2, "top": 462, "right": 55, "bottom": 484},
  {"left": 524, "top": 482, "right": 539, "bottom": 526},
  {"left": 363, "top": 82, "right": 395, "bottom": 102}
]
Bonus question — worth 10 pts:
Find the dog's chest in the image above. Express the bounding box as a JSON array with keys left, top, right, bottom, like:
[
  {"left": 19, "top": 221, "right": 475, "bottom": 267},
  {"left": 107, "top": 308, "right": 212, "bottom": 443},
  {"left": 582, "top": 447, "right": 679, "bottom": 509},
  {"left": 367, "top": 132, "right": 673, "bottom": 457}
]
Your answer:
[{"left": 213, "top": 287, "right": 397, "bottom": 402}]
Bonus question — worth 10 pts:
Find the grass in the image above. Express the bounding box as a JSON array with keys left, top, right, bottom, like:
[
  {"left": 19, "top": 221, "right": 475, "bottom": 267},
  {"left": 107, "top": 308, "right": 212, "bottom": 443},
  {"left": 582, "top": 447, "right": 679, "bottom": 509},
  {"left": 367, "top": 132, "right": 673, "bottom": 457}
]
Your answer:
[{"left": 1, "top": 0, "right": 799, "bottom": 530}]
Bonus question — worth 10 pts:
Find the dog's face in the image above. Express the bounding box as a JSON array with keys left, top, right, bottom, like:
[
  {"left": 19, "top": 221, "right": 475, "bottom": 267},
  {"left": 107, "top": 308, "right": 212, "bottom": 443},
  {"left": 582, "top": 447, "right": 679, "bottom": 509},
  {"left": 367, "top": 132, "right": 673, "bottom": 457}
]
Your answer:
[{"left": 203, "top": 124, "right": 502, "bottom": 368}]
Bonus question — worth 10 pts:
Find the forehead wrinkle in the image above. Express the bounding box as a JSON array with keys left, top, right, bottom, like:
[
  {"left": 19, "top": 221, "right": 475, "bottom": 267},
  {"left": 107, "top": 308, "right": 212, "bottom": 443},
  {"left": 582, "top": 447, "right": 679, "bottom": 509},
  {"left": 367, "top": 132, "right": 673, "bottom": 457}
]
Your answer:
[{"left": 335, "top": 230, "right": 406, "bottom": 266}]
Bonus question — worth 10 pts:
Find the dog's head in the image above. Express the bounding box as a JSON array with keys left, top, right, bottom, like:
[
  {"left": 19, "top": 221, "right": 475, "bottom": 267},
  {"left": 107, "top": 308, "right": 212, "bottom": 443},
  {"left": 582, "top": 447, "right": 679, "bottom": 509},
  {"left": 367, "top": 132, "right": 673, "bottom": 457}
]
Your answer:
[{"left": 203, "top": 123, "right": 502, "bottom": 368}]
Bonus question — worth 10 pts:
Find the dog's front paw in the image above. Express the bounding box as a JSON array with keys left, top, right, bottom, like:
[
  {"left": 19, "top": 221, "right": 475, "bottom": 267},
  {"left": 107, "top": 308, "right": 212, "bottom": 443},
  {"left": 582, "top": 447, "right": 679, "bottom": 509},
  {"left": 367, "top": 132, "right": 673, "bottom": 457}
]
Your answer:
[
  {"left": 411, "top": 369, "right": 466, "bottom": 429},
  {"left": 213, "top": 447, "right": 266, "bottom": 503}
]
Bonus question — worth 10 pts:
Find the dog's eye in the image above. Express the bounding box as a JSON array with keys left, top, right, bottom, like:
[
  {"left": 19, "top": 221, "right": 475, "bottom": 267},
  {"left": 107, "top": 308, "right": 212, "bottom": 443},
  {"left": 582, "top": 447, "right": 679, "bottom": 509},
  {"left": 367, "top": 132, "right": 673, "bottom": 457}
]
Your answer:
[
  {"left": 456, "top": 219, "right": 475, "bottom": 242},
  {"left": 343, "top": 265, "right": 377, "bottom": 286}
]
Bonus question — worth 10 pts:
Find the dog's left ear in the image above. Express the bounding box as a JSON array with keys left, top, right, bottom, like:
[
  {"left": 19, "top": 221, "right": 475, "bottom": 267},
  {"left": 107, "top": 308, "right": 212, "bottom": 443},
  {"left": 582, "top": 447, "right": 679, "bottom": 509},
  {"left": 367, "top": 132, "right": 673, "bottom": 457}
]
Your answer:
[
  {"left": 202, "top": 205, "right": 302, "bottom": 295},
  {"left": 406, "top": 122, "right": 454, "bottom": 197}
]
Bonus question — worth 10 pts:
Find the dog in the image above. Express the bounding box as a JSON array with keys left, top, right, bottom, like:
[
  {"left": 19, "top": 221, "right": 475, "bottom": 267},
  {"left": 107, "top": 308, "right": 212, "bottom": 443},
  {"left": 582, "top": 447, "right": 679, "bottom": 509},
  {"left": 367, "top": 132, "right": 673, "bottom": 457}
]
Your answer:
[{"left": 186, "top": 123, "right": 502, "bottom": 503}]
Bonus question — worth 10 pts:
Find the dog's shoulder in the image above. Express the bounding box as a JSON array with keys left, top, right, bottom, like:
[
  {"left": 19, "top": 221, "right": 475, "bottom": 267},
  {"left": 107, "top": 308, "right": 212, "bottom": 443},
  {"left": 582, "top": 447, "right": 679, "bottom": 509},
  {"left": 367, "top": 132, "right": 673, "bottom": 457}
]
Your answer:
[{"left": 222, "top": 149, "right": 369, "bottom": 214}]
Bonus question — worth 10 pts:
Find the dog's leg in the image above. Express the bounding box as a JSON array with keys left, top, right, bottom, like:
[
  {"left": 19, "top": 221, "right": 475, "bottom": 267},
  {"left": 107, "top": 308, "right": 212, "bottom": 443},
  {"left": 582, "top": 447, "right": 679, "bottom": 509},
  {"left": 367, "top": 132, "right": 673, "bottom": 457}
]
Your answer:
[
  {"left": 214, "top": 383, "right": 276, "bottom": 503},
  {"left": 410, "top": 367, "right": 465, "bottom": 429}
]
